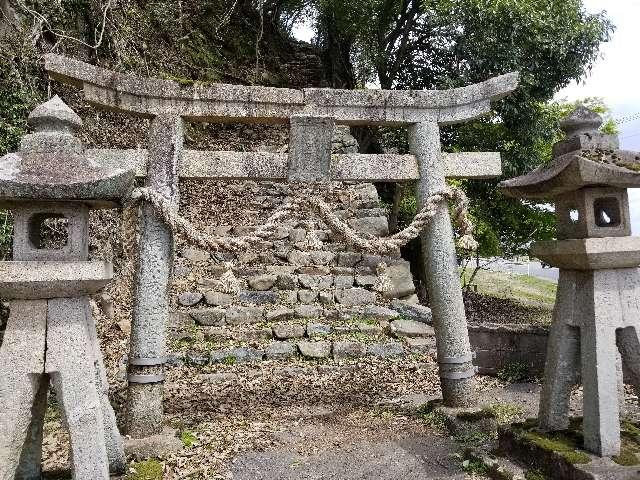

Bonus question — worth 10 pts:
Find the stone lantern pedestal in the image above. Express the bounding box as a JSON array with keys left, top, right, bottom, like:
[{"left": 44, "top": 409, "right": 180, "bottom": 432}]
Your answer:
[
  {"left": 0, "top": 97, "right": 134, "bottom": 479},
  {"left": 501, "top": 107, "right": 640, "bottom": 457}
]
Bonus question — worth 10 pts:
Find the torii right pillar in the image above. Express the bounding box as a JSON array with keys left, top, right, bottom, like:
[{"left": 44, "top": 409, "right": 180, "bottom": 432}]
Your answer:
[
  {"left": 409, "top": 122, "right": 476, "bottom": 406},
  {"left": 501, "top": 107, "right": 640, "bottom": 456}
]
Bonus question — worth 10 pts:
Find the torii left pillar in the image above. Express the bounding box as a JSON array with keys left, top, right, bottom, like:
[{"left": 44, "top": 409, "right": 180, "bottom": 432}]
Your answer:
[{"left": 125, "top": 114, "right": 183, "bottom": 439}]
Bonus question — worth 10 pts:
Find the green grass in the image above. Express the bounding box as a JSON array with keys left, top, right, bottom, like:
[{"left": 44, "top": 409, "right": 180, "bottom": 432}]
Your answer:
[
  {"left": 525, "top": 470, "right": 547, "bottom": 480},
  {"left": 222, "top": 355, "right": 237, "bottom": 365},
  {"left": 349, "top": 316, "right": 378, "bottom": 326},
  {"left": 126, "top": 460, "right": 163, "bottom": 480},
  {"left": 613, "top": 420, "right": 640, "bottom": 465},
  {"left": 484, "top": 403, "right": 525, "bottom": 425},
  {"left": 461, "top": 269, "right": 557, "bottom": 310},
  {"left": 461, "top": 458, "right": 489, "bottom": 475},
  {"left": 417, "top": 404, "right": 449, "bottom": 432}
]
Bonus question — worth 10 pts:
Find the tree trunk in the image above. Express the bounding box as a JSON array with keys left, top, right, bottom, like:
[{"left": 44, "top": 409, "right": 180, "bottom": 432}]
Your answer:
[{"left": 317, "top": 10, "right": 355, "bottom": 89}]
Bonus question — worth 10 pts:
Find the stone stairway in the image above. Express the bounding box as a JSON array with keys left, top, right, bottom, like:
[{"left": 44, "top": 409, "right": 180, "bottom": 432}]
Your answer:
[
  {"left": 165, "top": 311, "right": 437, "bottom": 368},
  {"left": 133, "top": 126, "right": 435, "bottom": 374}
]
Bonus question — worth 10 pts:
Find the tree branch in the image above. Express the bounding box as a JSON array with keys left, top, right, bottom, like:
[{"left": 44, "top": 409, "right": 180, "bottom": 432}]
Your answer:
[{"left": 16, "top": 0, "right": 111, "bottom": 51}]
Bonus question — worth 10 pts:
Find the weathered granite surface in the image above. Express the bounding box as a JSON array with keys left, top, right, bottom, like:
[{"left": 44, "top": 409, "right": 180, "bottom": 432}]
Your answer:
[
  {"left": 88, "top": 149, "right": 501, "bottom": 182},
  {"left": 0, "top": 300, "right": 48, "bottom": 478},
  {"left": 45, "top": 53, "right": 518, "bottom": 127},
  {"left": 126, "top": 114, "right": 184, "bottom": 439},
  {"left": 0, "top": 96, "right": 134, "bottom": 207},
  {"left": 409, "top": 121, "right": 476, "bottom": 407},
  {"left": 500, "top": 153, "right": 640, "bottom": 200},
  {"left": 532, "top": 236, "right": 640, "bottom": 270},
  {"left": 0, "top": 260, "right": 112, "bottom": 298}
]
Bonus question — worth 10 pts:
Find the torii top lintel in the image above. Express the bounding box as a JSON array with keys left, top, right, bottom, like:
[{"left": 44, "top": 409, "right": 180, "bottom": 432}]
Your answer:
[{"left": 44, "top": 54, "right": 519, "bottom": 127}]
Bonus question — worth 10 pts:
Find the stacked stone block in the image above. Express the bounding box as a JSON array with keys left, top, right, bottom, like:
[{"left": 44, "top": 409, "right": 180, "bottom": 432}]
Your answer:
[{"left": 173, "top": 183, "right": 418, "bottom": 324}]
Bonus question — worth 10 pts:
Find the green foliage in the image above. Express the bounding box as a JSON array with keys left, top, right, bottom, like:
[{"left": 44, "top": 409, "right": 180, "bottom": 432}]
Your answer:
[
  {"left": 417, "top": 404, "right": 449, "bottom": 432},
  {"left": 484, "top": 403, "right": 525, "bottom": 425},
  {"left": 0, "top": 211, "right": 13, "bottom": 260},
  {"left": 126, "top": 459, "right": 164, "bottom": 480},
  {"left": 460, "top": 457, "right": 489, "bottom": 475},
  {"left": 397, "top": 190, "right": 417, "bottom": 230},
  {"left": 179, "top": 429, "right": 199, "bottom": 448},
  {"left": 496, "top": 361, "right": 530, "bottom": 383},
  {"left": 0, "top": 49, "right": 43, "bottom": 156}
]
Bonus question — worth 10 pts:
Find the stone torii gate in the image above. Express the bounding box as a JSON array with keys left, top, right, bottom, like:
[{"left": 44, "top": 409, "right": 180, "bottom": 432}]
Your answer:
[{"left": 44, "top": 54, "right": 519, "bottom": 442}]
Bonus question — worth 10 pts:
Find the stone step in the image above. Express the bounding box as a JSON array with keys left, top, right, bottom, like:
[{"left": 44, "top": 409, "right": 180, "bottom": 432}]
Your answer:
[
  {"left": 178, "top": 294, "right": 408, "bottom": 315},
  {"left": 175, "top": 251, "right": 407, "bottom": 275},
  {"left": 165, "top": 316, "right": 438, "bottom": 369},
  {"left": 164, "top": 338, "right": 431, "bottom": 367},
  {"left": 177, "top": 270, "right": 416, "bottom": 306},
  {"left": 170, "top": 299, "right": 428, "bottom": 329},
  {"left": 184, "top": 358, "right": 438, "bottom": 388},
  {"left": 172, "top": 324, "right": 436, "bottom": 349}
]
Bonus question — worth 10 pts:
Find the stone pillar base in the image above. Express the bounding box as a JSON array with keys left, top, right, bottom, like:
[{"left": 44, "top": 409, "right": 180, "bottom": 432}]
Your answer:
[{"left": 124, "top": 428, "right": 183, "bottom": 461}]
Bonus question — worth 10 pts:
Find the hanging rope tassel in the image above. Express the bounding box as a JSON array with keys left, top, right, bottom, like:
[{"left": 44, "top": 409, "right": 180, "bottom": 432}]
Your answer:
[
  {"left": 373, "top": 262, "right": 393, "bottom": 294},
  {"left": 215, "top": 264, "right": 243, "bottom": 294}
]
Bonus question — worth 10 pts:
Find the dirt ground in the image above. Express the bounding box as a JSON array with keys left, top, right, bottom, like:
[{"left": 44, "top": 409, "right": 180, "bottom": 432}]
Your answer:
[{"left": 39, "top": 352, "right": 640, "bottom": 480}]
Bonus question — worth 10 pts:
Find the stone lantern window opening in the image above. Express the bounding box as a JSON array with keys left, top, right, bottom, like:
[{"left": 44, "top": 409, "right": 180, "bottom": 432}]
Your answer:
[
  {"left": 555, "top": 187, "right": 630, "bottom": 240},
  {"left": 568, "top": 208, "right": 580, "bottom": 224},
  {"left": 12, "top": 203, "right": 90, "bottom": 262},
  {"left": 594, "top": 197, "right": 621, "bottom": 228},
  {"left": 28, "top": 212, "right": 70, "bottom": 250}
]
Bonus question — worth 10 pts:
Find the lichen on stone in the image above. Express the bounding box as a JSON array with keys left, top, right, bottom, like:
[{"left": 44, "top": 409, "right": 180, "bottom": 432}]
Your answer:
[{"left": 580, "top": 148, "right": 640, "bottom": 172}]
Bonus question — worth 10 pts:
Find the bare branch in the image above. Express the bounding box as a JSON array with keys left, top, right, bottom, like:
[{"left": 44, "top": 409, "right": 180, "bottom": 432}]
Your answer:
[{"left": 16, "top": 0, "right": 112, "bottom": 51}]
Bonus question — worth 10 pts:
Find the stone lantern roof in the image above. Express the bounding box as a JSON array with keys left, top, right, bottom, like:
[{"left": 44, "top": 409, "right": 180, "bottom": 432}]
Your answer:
[
  {"left": 0, "top": 96, "right": 134, "bottom": 207},
  {"left": 499, "top": 108, "right": 640, "bottom": 200}
]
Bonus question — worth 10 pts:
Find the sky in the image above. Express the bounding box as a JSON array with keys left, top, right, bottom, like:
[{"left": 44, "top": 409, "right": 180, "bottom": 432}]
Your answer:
[
  {"left": 294, "top": 1, "right": 640, "bottom": 231},
  {"left": 556, "top": 0, "right": 640, "bottom": 233}
]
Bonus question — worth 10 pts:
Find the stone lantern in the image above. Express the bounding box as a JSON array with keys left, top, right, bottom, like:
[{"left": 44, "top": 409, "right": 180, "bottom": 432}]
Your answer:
[
  {"left": 500, "top": 107, "right": 640, "bottom": 457},
  {"left": 0, "top": 97, "right": 134, "bottom": 479}
]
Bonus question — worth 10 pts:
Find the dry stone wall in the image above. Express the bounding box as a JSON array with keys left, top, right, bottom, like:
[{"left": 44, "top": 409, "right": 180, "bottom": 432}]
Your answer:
[{"left": 164, "top": 127, "right": 434, "bottom": 364}]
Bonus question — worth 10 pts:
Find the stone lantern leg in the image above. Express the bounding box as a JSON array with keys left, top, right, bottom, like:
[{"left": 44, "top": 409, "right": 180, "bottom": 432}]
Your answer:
[
  {"left": 0, "top": 97, "right": 134, "bottom": 479},
  {"left": 500, "top": 107, "right": 640, "bottom": 457}
]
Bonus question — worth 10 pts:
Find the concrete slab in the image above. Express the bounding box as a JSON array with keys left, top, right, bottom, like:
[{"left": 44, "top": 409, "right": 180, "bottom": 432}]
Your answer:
[{"left": 231, "top": 423, "right": 466, "bottom": 480}]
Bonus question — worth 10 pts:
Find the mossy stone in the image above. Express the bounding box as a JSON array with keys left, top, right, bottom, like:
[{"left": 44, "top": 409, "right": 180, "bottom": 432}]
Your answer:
[{"left": 126, "top": 459, "right": 164, "bottom": 480}]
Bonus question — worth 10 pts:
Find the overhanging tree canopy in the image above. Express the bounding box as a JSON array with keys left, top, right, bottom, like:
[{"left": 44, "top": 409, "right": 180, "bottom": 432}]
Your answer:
[{"left": 283, "top": 0, "right": 614, "bottom": 255}]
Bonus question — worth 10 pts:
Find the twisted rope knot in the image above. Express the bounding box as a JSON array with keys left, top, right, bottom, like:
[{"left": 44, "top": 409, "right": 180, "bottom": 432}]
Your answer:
[{"left": 122, "top": 183, "right": 477, "bottom": 262}]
